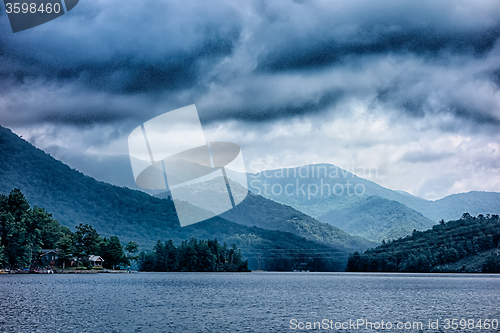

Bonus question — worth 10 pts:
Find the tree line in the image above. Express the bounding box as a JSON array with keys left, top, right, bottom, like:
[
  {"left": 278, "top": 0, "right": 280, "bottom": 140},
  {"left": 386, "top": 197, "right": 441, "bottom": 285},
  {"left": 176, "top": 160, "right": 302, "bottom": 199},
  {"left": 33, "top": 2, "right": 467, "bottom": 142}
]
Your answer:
[
  {"left": 138, "top": 238, "right": 250, "bottom": 272},
  {"left": 347, "top": 213, "right": 500, "bottom": 273},
  {"left": 0, "top": 188, "right": 250, "bottom": 272},
  {"left": 0, "top": 189, "right": 135, "bottom": 269}
]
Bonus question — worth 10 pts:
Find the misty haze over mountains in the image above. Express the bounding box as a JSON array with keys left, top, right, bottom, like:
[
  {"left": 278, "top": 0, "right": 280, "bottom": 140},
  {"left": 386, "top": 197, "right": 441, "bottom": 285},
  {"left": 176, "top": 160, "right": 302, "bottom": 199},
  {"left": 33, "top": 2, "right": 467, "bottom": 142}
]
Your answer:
[
  {"left": 248, "top": 164, "right": 498, "bottom": 219},
  {"left": 0, "top": 125, "right": 373, "bottom": 270},
  {"left": 43, "top": 142, "right": 500, "bottom": 225},
  {"left": 248, "top": 164, "right": 500, "bottom": 241},
  {"left": 1, "top": 124, "right": 499, "bottom": 247}
]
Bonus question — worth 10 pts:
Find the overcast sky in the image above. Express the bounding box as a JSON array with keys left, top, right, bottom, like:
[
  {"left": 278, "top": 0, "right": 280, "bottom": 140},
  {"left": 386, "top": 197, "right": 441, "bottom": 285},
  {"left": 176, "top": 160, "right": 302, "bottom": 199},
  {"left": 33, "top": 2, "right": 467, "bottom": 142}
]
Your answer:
[{"left": 1, "top": 0, "right": 499, "bottom": 200}]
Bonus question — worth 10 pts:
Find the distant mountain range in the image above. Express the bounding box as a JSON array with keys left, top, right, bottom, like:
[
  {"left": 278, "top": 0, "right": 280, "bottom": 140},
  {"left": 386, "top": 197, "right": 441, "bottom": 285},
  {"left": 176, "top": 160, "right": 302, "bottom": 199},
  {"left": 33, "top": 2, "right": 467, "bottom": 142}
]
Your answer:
[
  {"left": 248, "top": 164, "right": 500, "bottom": 241},
  {"left": 2, "top": 123, "right": 497, "bottom": 253},
  {"left": 0, "top": 126, "right": 371, "bottom": 270},
  {"left": 38, "top": 133, "right": 499, "bottom": 243},
  {"left": 157, "top": 182, "right": 376, "bottom": 252}
]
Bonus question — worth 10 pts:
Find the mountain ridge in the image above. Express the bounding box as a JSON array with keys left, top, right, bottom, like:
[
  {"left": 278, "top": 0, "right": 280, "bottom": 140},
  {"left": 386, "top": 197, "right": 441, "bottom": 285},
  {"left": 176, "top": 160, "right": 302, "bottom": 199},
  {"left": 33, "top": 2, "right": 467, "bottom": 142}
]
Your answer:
[
  {"left": 247, "top": 163, "right": 500, "bottom": 241},
  {"left": 156, "top": 182, "right": 376, "bottom": 252},
  {"left": 0, "top": 125, "right": 367, "bottom": 270},
  {"left": 4, "top": 125, "right": 497, "bottom": 246},
  {"left": 318, "top": 196, "right": 435, "bottom": 242}
]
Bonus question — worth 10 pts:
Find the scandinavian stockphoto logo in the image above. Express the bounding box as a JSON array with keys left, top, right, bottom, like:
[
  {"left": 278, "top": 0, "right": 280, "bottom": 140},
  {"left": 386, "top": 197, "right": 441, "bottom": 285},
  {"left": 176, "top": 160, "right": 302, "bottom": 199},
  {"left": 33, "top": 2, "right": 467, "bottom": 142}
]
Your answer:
[
  {"left": 128, "top": 105, "right": 248, "bottom": 227},
  {"left": 3, "top": 0, "right": 79, "bottom": 33}
]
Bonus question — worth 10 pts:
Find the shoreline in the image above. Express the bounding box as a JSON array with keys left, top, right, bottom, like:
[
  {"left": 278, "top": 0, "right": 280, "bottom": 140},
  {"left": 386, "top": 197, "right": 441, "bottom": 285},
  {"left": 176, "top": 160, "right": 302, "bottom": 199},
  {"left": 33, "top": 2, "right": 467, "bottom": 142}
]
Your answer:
[
  {"left": 2, "top": 269, "right": 499, "bottom": 275},
  {"left": 1, "top": 269, "right": 134, "bottom": 274}
]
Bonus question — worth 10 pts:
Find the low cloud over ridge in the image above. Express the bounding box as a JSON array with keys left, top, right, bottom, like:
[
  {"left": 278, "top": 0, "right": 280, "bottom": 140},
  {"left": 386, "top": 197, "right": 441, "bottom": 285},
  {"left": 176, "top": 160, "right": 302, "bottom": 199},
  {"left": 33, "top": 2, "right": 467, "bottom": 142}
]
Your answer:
[{"left": 1, "top": 0, "right": 499, "bottom": 199}]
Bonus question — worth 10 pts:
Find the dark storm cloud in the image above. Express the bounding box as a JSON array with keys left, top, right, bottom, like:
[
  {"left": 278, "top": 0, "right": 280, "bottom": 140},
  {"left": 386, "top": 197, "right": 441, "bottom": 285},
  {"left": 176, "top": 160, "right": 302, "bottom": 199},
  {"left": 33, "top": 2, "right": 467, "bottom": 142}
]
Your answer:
[
  {"left": 203, "top": 89, "right": 344, "bottom": 122},
  {"left": 258, "top": 25, "right": 500, "bottom": 72},
  {"left": 0, "top": 0, "right": 242, "bottom": 94},
  {"left": 373, "top": 70, "right": 500, "bottom": 130},
  {"left": 1, "top": 32, "right": 239, "bottom": 94},
  {"left": 2, "top": 0, "right": 499, "bottom": 199},
  {"left": 250, "top": 0, "right": 500, "bottom": 72},
  {"left": 1, "top": 0, "right": 500, "bottom": 129},
  {"left": 449, "top": 104, "right": 500, "bottom": 126},
  {"left": 491, "top": 69, "right": 500, "bottom": 87},
  {"left": 376, "top": 84, "right": 427, "bottom": 118},
  {"left": 55, "top": 58, "right": 199, "bottom": 94},
  {"left": 41, "top": 110, "right": 126, "bottom": 126}
]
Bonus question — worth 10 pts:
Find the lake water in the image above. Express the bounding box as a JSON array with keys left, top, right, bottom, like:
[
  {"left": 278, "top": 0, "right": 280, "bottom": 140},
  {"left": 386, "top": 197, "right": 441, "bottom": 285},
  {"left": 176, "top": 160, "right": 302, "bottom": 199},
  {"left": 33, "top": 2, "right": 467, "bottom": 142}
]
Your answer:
[{"left": 1, "top": 273, "right": 499, "bottom": 332}]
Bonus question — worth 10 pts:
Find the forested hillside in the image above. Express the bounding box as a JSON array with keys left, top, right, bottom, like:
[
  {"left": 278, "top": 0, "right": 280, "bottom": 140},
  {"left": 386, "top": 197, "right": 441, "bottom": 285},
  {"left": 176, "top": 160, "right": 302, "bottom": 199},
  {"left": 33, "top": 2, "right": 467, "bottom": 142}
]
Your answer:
[
  {"left": 318, "top": 196, "right": 434, "bottom": 242},
  {"left": 0, "top": 126, "right": 178, "bottom": 244},
  {"left": 347, "top": 214, "right": 500, "bottom": 273},
  {"left": 157, "top": 187, "right": 376, "bottom": 252},
  {"left": 0, "top": 126, "right": 350, "bottom": 271},
  {"left": 248, "top": 164, "right": 500, "bottom": 237},
  {"left": 221, "top": 191, "right": 376, "bottom": 252}
]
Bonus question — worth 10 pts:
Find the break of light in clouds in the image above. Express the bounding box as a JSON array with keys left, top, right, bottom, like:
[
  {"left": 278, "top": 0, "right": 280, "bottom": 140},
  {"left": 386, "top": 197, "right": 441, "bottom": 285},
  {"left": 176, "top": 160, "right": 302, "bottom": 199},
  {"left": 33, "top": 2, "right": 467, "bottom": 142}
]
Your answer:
[{"left": 1, "top": 0, "right": 500, "bottom": 200}]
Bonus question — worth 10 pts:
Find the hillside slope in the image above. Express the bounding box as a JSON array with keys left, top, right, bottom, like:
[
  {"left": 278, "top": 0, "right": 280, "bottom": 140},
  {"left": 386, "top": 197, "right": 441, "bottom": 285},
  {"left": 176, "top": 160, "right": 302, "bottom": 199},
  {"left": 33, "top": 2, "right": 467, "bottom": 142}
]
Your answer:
[
  {"left": 248, "top": 164, "right": 500, "bottom": 240},
  {"left": 156, "top": 183, "right": 379, "bottom": 252},
  {"left": 156, "top": 179, "right": 376, "bottom": 252},
  {"left": 347, "top": 214, "right": 500, "bottom": 273},
  {"left": 0, "top": 126, "right": 351, "bottom": 270},
  {"left": 318, "top": 196, "right": 435, "bottom": 242},
  {"left": 219, "top": 191, "right": 377, "bottom": 252}
]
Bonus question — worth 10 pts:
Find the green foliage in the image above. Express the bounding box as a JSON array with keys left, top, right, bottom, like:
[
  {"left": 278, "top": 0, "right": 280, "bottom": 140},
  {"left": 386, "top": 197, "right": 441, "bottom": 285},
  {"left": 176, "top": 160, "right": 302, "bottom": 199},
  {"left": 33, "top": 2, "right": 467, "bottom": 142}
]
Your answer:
[
  {"left": 181, "top": 217, "right": 349, "bottom": 271},
  {"left": 138, "top": 238, "right": 250, "bottom": 272},
  {"left": 0, "top": 126, "right": 178, "bottom": 248},
  {"left": 0, "top": 128, "right": 354, "bottom": 271},
  {"left": 125, "top": 241, "right": 139, "bottom": 262},
  {"left": 0, "top": 188, "right": 351, "bottom": 271},
  {"left": 0, "top": 237, "right": 4, "bottom": 266},
  {"left": 30, "top": 206, "right": 63, "bottom": 249},
  {"left": 482, "top": 255, "right": 500, "bottom": 273},
  {"left": 0, "top": 129, "right": 392, "bottom": 272},
  {"left": 125, "top": 241, "right": 139, "bottom": 254},
  {"left": 101, "top": 236, "right": 128, "bottom": 269},
  {"left": 74, "top": 223, "right": 102, "bottom": 258},
  {"left": 55, "top": 234, "right": 76, "bottom": 262},
  {"left": 0, "top": 189, "right": 60, "bottom": 268},
  {"left": 219, "top": 191, "right": 377, "bottom": 252},
  {"left": 347, "top": 214, "right": 500, "bottom": 273},
  {"left": 318, "top": 196, "right": 435, "bottom": 242},
  {"left": 0, "top": 188, "right": 134, "bottom": 269}
]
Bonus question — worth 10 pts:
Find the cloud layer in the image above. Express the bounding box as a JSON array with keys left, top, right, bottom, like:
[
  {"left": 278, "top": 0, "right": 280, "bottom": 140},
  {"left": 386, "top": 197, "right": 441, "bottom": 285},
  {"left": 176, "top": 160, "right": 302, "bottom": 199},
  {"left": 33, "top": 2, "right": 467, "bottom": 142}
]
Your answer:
[{"left": 1, "top": 0, "right": 499, "bottom": 199}]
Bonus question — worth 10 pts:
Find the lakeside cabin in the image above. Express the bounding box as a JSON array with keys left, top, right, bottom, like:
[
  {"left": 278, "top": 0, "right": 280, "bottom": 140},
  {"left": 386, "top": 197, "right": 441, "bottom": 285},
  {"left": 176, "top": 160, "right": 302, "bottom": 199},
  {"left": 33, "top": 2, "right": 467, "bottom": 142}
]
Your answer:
[
  {"left": 88, "top": 255, "right": 104, "bottom": 268},
  {"left": 37, "top": 249, "right": 75, "bottom": 268},
  {"left": 40, "top": 249, "right": 58, "bottom": 266},
  {"left": 34, "top": 250, "right": 104, "bottom": 269}
]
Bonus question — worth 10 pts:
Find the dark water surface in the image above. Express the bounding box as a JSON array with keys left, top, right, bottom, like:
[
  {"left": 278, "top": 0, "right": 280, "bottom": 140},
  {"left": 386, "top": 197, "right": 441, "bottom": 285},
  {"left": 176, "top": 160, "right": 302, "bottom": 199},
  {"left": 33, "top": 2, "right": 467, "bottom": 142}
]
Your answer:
[{"left": 1, "top": 272, "right": 499, "bottom": 332}]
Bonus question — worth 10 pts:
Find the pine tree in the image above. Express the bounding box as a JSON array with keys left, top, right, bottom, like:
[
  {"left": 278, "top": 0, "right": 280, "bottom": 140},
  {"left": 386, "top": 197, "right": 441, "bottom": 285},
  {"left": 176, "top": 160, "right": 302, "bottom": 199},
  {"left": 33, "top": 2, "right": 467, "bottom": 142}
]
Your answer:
[
  {"left": 0, "top": 189, "right": 32, "bottom": 268},
  {"left": 55, "top": 234, "right": 76, "bottom": 269},
  {"left": 102, "top": 236, "right": 128, "bottom": 269}
]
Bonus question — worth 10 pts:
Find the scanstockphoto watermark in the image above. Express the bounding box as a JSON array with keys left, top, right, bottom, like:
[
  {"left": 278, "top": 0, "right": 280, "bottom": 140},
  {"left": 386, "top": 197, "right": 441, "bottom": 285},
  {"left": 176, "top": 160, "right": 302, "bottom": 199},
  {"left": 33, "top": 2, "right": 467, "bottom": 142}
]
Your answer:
[
  {"left": 289, "top": 318, "right": 499, "bottom": 330},
  {"left": 249, "top": 164, "right": 379, "bottom": 200},
  {"left": 290, "top": 318, "right": 425, "bottom": 331}
]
